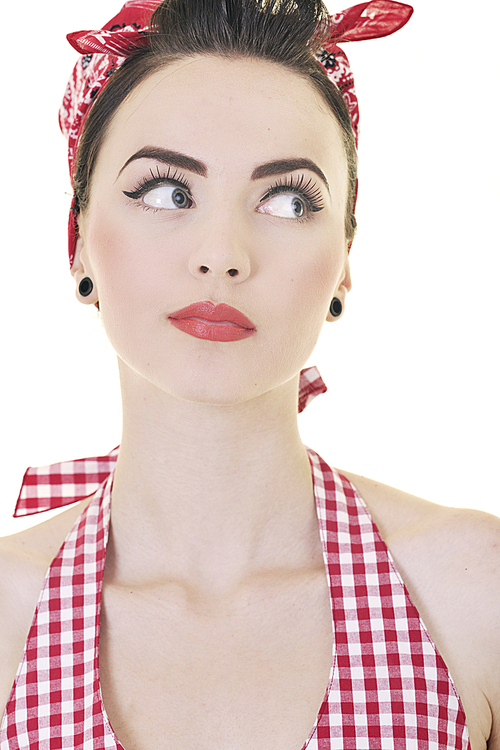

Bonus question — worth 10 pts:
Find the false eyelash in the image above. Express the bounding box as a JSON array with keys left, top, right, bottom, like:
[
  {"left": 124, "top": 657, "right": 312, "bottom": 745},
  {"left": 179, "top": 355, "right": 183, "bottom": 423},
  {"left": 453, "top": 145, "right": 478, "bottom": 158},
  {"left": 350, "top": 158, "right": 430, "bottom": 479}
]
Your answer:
[
  {"left": 123, "top": 165, "right": 192, "bottom": 200},
  {"left": 260, "top": 174, "right": 325, "bottom": 213}
]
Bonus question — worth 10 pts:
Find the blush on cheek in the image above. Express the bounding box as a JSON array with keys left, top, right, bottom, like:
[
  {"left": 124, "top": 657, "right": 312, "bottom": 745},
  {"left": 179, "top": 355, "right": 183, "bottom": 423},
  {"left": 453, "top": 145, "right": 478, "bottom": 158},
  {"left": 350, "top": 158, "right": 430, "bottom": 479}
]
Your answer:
[
  {"left": 86, "top": 209, "right": 180, "bottom": 338},
  {"left": 297, "top": 251, "right": 340, "bottom": 308},
  {"left": 87, "top": 212, "right": 152, "bottom": 293},
  {"left": 86, "top": 212, "right": 125, "bottom": 270}
]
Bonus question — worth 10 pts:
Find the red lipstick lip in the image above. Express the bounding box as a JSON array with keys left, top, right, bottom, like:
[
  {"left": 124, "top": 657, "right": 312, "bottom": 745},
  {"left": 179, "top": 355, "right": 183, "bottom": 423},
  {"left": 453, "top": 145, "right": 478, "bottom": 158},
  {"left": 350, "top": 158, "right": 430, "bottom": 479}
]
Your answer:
[{"left": 169, "top": 302, "right": 255, "bottom": 330}]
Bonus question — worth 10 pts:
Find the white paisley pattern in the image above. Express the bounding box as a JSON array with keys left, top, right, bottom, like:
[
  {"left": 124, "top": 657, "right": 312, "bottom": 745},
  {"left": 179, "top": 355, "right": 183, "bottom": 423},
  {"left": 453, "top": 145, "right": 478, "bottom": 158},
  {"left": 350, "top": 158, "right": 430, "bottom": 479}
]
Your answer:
[{"left": 58, "top": 0, "right": 413, "bottom": 265}]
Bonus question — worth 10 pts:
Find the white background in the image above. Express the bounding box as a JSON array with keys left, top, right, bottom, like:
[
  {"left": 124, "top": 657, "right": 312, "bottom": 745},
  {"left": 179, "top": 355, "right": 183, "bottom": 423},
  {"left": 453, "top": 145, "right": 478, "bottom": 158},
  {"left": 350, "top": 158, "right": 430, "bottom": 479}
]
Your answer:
[{"left": 1, "top": 0, "right": 499, "bottom": 535}]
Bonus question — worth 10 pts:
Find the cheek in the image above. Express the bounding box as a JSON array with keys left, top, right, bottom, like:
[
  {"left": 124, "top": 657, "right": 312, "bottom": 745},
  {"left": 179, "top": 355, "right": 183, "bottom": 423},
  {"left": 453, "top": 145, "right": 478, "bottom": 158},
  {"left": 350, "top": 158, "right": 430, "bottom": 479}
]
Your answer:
[
  {"left": 300, "top": 252, "right": 339, "bottom": 300},
  {"left": 264, "top": 235, "right": 344, "bottom": 369},
  {"left": 287, "top": 238, "right": 344, "bottom": 321},
  {"left": 82, "top": 212, "right": 171, "bottom": 369},
  {"left": 85, "top": 209, "right": 177, "bottom": 316},
  {"left": 88, "top": 209, "right": 141, "bottom": 277}
]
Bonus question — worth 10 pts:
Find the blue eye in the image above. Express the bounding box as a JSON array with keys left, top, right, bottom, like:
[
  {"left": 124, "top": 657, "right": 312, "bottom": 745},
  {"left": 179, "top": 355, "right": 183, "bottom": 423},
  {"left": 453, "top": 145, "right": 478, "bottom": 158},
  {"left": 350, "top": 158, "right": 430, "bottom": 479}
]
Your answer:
[
  {"left": 258, "top": 193, "right": 306, "bottom": 218},
  {"left": 257, "top": 175, "right": 324, "bottom": 219},
  {"left": 123, "top": 167, "right": 193, "bottom": 210},
  {"left": 142, "top": 185, "right": 192, "bottom": 209}
]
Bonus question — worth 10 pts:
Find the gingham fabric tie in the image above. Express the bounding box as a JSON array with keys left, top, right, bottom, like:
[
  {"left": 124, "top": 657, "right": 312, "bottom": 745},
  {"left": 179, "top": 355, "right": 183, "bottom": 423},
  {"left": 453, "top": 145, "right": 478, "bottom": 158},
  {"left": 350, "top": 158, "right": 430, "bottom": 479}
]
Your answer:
[
  {"left": 1, "top": 449, "right": 470, "bottom": 748},
  {"left": 14, "top": 366, "right": 326, "bottom": 518}
]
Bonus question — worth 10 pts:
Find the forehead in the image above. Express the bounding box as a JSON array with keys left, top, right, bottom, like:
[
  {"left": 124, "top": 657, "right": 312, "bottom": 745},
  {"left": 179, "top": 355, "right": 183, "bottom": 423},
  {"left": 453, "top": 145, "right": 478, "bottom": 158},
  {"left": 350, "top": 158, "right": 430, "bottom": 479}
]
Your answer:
[{"left": 98, "top": 55, "right": 347, "bottom": 191}]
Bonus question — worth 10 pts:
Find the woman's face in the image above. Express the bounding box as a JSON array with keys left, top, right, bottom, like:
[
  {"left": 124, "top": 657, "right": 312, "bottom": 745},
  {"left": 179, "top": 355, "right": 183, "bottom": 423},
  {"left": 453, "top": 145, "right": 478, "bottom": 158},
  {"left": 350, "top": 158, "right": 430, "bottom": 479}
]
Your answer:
[{"left": 75, "top": 55, "right": 351, "bottom": 406}]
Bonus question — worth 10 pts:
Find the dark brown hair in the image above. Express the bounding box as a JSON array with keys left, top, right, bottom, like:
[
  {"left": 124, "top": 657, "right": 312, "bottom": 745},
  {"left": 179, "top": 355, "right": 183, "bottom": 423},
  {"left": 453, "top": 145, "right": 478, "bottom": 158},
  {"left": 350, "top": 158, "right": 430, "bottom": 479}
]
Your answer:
[{"left": 73, "top": 0, "right": 357, "bottom": 242}]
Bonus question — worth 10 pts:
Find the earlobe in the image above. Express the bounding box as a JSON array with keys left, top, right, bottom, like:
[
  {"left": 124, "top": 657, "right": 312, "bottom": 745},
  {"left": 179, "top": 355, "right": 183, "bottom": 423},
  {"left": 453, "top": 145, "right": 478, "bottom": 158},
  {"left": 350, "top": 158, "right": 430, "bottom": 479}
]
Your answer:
[
  {"left": 326, "top": 258, "right": 351, "bottom": 322},
  {"left": 340, "top": 256, "right": 352, "bottom": 295},
  {"left": 70, "top": 235, "right": 85, "bottom": 277},
  {"left": 329, "top": 298, "right": 343, "bottom": 318},
  {"left": 71, "top": 235, "right": 99, "bottom": 306}
]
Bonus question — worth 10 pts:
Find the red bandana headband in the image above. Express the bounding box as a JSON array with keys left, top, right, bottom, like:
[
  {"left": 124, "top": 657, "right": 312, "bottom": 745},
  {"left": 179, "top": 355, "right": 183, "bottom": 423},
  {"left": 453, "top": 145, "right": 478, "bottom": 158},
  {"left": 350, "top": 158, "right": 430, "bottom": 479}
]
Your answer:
[{"left": 60, "top": 0, "right": 413, "bottom": 267}]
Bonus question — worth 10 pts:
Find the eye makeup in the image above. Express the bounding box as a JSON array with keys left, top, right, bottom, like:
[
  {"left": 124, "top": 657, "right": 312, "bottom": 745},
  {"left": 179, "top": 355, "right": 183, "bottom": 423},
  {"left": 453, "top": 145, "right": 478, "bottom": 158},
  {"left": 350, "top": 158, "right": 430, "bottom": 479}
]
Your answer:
[
  {"left": 123, "top": 165, "right": 193, "bottom": 202},
  {"left": 259, "top": 174, "right": 325, "bottom": 214},
  {"left": 122, "top": 165, "right": 325, "bottom": 218}
]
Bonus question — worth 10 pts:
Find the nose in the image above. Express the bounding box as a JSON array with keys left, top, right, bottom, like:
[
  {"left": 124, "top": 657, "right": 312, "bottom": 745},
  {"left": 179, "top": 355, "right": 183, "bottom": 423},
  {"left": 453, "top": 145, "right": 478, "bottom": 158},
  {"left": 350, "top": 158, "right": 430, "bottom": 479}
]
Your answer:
[{"left": 188, "top": 219, "right": 251, "bottom": 282}]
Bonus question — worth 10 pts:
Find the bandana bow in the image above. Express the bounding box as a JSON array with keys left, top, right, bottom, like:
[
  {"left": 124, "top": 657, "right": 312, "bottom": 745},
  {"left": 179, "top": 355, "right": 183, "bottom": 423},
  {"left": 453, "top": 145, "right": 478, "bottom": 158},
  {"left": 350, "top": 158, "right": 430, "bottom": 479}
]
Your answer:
[
  {"left": 60, "top": 0, "right": 413, "bottom": 266},
  {"left": 14, "top": 366, "right": 327, "bottom": 517}
]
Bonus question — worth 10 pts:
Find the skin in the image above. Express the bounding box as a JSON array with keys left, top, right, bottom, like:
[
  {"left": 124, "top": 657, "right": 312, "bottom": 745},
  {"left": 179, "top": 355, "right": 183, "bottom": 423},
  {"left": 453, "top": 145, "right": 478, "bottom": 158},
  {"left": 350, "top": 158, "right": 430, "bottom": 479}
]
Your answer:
[{"left": 0, "top": 56, "right": 499, "bottom": 750}]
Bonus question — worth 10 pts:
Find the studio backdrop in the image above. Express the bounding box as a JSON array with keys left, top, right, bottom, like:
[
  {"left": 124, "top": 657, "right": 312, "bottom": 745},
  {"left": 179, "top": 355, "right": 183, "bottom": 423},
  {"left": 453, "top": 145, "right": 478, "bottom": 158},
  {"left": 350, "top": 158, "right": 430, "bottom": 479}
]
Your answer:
[{"left": 1, "top": 0, "right": 498, "bottom": 535}]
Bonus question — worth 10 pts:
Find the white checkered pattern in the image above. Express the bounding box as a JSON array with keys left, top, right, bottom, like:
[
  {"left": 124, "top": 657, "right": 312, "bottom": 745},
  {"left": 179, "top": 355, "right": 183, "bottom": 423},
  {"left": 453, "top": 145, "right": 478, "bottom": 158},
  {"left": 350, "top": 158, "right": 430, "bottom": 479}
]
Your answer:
[
  {"left": 14, "top": 368, "right": 324, "bottom": 518},
  {"left": 1, "top": 475, "right": 117, "bottom": 749},
  {"left": 298, "top": 367, "right": 327, "bottom": 413},
  {"left": 303, "top": 449, "right": 469, "bottom": 750},
  {"left": 1, "top": 369, "right": 469, "bottom": 748},
  {"left": 14, "top": 449, "right": 120, "bottom": 518}
]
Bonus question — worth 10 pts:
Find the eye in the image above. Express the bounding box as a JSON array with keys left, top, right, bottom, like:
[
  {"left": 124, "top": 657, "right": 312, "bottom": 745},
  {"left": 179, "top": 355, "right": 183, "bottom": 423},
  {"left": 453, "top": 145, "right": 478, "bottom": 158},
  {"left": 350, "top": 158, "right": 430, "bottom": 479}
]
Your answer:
[
  {"left": 142, "top": 185, "right": 192, "bottom": 210},
  {"left": 257, "top": 193, "right": 306, "bottom": 219},
  {"left": 122, "top": 167, "right": 194, "bottom": 210},
  {"left": 257, "top": 175, "right": 324, "bottom": 219}
]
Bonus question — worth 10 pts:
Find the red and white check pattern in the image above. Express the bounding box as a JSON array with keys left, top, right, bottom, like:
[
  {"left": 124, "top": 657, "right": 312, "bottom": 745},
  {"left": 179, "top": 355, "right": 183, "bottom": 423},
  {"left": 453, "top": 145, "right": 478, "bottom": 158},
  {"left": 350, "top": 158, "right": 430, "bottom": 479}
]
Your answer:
[
  {"left": 1, "top": 476, "right": 116, "bottom": 749},
  {"left": 1, "top": 372, "right": 469, "bottom": 748},
  {"left": 14, "top": 368, "right": 325, "bottom": 518},
  {"left": 298, "top": 366, "right": 328, "bottom": 414},
  {"left": 14, "top": 449, "right": 120, "bottom": 517},
  {"left": 305, "top": 450, "right": 469, "bottom": 750}
]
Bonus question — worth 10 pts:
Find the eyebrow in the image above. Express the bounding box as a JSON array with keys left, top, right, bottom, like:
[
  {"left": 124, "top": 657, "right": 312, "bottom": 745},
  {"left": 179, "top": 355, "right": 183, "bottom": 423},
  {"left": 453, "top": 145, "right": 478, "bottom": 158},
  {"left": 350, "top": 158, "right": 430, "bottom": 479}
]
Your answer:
[
  {"left": 117, "top": 148, "right": 329, "bottom": 191},
  {"left": 251, "top": 158, "right": 330, "bottom": 193},
  {"left": 117, "top": 147, "right": 207, "bottom": 179}
]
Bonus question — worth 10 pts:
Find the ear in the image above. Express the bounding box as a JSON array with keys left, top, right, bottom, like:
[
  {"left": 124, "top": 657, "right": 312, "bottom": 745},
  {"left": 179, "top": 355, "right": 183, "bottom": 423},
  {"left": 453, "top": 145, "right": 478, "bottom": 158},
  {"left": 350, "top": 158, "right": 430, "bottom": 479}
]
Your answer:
[
  {"left": 70, "top": 231, "right": 99, "bottom": 306},
  {"left": 326, "top": 256, "right": 352, "bottom": 322}
]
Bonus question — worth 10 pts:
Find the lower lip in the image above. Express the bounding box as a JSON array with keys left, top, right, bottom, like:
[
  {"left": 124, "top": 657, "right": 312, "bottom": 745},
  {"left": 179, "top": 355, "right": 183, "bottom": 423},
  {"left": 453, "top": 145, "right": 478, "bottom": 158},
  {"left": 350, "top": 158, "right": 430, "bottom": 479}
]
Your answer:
[{"left": 169, "top": 318, "right": 255, "bottom": 342}]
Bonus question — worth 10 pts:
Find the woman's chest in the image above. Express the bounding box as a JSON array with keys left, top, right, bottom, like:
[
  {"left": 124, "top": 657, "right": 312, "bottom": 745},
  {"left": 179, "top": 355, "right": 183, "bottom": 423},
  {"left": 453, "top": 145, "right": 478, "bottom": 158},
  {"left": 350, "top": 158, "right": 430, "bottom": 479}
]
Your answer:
[{"left": 98, "top": 571, "right": 334, "bottom": 750}]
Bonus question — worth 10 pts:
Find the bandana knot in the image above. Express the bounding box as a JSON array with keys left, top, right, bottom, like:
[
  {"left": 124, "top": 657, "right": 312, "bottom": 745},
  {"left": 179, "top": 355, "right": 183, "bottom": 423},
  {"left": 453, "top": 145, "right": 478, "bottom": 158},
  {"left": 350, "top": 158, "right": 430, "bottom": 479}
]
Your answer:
[
  {"left": 60, "top": 0, "right": 413, "bottom": 266},
  {"left": 14, "top": 366, "right": 327, "bottom": 517}
]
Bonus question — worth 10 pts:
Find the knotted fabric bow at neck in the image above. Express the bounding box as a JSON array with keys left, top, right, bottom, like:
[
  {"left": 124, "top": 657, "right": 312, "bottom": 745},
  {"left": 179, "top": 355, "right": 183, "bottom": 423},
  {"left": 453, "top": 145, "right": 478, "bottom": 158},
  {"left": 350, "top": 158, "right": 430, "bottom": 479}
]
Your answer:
[
  {"left": 60, "top": 0, "right": 413, "bottom": 267},
  {"left": 14, "top": 366, "right": 326, "bottom": 517}
]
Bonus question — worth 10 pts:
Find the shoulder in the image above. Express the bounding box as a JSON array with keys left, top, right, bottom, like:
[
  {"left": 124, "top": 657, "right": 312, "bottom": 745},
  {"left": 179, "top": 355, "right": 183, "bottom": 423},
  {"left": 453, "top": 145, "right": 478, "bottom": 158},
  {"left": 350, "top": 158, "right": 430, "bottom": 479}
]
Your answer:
[
  {"left": 0, "top": 497, "right": 93, "bottom": 576},
  {"left": 339, "top": 470, "right": 500, "bottom": 627},
  {"left": 0, "top": 499, "right": 92, "bottom": 718},
  {"left": 0, "top": 496, "right": 94, "bottom": 603},
  {"left": 340, "top": 470, "right": 500, "bottom": 749},
  {"left": 339, "top": 470, "right": 500, "bottom": 574}
]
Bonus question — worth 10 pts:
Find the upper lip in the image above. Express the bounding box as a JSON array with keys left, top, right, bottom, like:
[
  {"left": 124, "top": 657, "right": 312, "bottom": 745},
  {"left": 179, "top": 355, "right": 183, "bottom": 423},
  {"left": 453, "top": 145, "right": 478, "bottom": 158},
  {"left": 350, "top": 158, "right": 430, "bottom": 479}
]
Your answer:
[{"left": 169, "top": 302, "right": 256, "bottom": 329}]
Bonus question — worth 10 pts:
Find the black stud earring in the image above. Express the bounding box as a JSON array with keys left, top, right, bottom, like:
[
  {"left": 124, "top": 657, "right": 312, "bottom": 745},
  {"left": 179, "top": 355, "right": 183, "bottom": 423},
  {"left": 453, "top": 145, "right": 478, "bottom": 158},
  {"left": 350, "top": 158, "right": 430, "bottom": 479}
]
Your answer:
[
  {"left": 79, "top": 277, "right": 93, "bottom": 297},
  {"left": 329, "top": 297, "right": 342, "bottom": 317}
]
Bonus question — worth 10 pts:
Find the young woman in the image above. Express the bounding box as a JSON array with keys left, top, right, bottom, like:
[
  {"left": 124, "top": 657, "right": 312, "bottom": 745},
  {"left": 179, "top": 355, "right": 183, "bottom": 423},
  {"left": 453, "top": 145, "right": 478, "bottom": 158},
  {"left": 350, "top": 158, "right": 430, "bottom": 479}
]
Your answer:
[{"left": 0, "top": 1, "right": 498, "bottom": 748}]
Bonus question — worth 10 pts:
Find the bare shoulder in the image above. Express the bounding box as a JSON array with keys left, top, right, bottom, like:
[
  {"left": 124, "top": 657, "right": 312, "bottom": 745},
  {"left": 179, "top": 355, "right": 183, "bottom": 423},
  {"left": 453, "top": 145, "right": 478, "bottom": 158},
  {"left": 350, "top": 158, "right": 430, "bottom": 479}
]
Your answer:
[
  {"left": 340, "top": 470, "right": 500, "bottom": 750},
  {"left": 0, "top": 497, "right": 93, "bottom": 590},
  {"left": 0, "top": 498, "right": 92, "bottom": 719},
  {"left": 339, "top": 469, "right": 500, "bottom": 618},
  {"left": 340, "top": 469, "right": 500, "bottom": 551}
]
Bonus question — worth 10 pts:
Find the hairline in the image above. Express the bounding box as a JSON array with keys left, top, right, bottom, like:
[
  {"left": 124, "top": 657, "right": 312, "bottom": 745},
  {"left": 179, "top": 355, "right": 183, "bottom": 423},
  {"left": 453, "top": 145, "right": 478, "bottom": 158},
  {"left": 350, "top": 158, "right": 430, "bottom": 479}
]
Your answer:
[{"left": 75, "top": 50, "right": 356, "bottom": 240}]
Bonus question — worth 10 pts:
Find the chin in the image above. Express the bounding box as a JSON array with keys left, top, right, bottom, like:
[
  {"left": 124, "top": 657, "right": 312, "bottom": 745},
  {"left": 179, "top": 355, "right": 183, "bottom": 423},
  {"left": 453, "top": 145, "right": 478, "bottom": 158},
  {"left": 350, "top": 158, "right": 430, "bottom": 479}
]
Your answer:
[
  {"left": 117, "top": 340, "right": 305, "bottom": 410},
  {"left": 165, "top": 373, "right": 266, "bottom": 408}
]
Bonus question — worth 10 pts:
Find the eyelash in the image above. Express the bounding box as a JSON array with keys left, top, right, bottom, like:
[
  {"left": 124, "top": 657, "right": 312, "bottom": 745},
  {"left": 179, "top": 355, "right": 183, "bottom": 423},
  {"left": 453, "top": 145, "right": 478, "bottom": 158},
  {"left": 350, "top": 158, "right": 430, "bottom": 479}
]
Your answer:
[
  {"left": 123, "top": 165, "right": 193, "bottom": 205},
  {"left": 122, "top": 168, "right": 324, "bottom": 216},
  {"left": 260, "top": 174, "right": 325, "bottom": 214}
]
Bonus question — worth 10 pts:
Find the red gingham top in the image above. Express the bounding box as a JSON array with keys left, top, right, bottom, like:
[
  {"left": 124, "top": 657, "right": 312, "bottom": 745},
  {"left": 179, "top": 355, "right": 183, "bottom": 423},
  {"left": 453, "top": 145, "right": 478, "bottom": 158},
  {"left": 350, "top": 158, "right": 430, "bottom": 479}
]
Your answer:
[{"left": 0, "top": 369, "right": 470, "bottom": 749}]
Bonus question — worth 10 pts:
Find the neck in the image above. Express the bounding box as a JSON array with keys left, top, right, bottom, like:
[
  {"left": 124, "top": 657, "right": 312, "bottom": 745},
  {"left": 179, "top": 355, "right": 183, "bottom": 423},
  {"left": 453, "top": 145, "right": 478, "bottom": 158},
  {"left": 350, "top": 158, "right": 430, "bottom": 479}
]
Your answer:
[{"left": 106, "top": 363, "right": 321, "bottom": 597}]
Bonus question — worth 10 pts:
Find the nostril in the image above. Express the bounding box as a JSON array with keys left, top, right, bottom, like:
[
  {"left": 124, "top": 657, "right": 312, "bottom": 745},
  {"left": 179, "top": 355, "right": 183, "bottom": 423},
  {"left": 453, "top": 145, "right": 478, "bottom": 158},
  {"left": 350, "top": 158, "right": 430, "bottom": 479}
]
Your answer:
[{"left": 198, "top": 266, "right": 239, "bottom": 276}]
